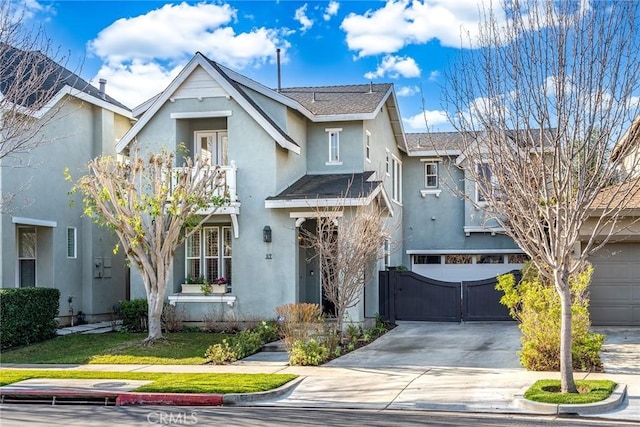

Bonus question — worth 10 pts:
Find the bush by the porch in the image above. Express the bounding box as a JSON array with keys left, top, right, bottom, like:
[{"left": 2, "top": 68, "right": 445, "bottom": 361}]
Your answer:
[
  {"left": 204, "top": 320, "right": 279, "bottom": 364},
  {"left": 0, "top": 287, "right": 60, "bottom": 349},
  {"left": 497, "top": 263, "right": 604, "bottom": 371}
]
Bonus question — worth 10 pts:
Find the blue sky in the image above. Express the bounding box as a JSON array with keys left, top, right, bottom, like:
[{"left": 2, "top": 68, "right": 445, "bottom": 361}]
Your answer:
[{"left": 20, "top": 1, "right": 495, "bottom": 132}]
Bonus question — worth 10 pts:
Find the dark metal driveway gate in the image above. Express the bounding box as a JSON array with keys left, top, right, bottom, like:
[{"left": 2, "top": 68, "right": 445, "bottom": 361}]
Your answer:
[{"left": 379, "top": 270, "right": 519, "bottom": 322}]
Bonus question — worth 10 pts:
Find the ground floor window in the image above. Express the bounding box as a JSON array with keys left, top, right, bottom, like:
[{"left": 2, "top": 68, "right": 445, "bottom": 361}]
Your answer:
[
  {"left": 185, "top": 226, "right": 232, "bottom": 288},
  {"left": 17, "top": 226, "right": 36, "bottom": 287}
]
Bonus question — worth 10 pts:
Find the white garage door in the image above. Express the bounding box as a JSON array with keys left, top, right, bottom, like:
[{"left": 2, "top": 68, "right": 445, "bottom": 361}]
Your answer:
[
  {"left": 411, "top": 253, "right": 526, "bottom": 282},
  {"left": 588, "top": 243, "right": 640, "bottom": 326}
]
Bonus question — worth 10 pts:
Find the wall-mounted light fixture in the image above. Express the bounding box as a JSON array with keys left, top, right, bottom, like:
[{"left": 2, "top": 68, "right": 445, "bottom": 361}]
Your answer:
[{"left": 263, "top": 225, "right": 272, "bottom": 243}]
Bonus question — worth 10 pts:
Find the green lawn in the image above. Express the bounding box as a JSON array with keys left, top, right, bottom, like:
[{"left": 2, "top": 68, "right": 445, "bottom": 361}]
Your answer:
[
  {"left": 0, "top": 369, "right": 297, "bottom": 394},
  {"left": 525, "top": 379, "right": 617, "bottom": 404},
  {"left": 0, "top": 332, "right": 224, "bottom": 365}
]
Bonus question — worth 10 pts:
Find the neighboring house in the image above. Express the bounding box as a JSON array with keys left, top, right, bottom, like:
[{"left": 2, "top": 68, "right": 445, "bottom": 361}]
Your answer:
[
  {"left": 0, "top": 44, "right": 133, "bottom": 325},
  {"left": 402, "top": 132, "right": 527, "bottom": 282},
  {"left": 116, "top": 52, "right": 404, "bottom": 325},
  {"left": 583, "top": 118, "right": 640, "bottom": 326}
]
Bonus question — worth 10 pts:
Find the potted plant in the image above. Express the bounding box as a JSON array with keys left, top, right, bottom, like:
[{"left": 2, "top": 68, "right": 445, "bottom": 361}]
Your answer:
[
  {"left": 207, "top": 277, "right": 228, "bottom": 294},
  {"left": 181, "top": 275, "right": 206, "bottom": 293}
]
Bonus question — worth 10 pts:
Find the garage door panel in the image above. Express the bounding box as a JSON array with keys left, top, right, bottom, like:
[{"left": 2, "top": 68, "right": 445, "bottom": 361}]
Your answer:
[{"left": 588, "top": 242, "right": 640, "bottom": 326}]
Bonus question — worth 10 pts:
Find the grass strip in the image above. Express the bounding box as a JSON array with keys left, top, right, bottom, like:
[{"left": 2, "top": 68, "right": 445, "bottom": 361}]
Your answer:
[
  {"left": 0, "top": 369, "right": 297, "bottom": 394},
  {"left": 524, "top": 379, "right": 616, "bottom": 404},
  {"left": 0, "top": 332, "right": 223, "bottom": 365}
]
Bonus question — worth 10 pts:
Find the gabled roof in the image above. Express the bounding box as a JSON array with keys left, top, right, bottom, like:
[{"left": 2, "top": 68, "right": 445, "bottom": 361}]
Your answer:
[
  {"left": 0, "top": 43, "right": 131, "bottom": 117},
  {"left": 279, "top": 84, "right": 391, "bottom": 117},
  {"left": 591, "top": 177, "right": 640, "bottom": 211},
  {"left": 116, "top": 52, "right": 300, "bottom": 154},
  {"left": 611, "top": 115, "right": 640, "bottom": 162},
  {"left": 265, "top": 172, "right": 393, "bottom": 214}
]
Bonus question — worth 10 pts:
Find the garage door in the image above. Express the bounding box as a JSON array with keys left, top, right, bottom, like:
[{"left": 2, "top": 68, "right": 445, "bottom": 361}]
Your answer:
[
  {"left": 588, "top": 243, "right": 640, "bottom": 326},
  {"left": 411, "top": 253, "right": 526, "bottom": 282}
]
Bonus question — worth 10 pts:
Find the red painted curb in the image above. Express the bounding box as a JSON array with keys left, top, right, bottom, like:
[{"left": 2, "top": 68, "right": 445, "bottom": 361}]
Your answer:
[{"left": 116, "top": 393, "right": 224, "bottom": 406}]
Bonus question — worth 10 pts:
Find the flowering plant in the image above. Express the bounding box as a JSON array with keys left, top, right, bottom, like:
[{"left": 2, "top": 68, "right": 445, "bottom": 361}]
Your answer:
[{"left": 215, "top": 277, "right": 229, "bottom": 285}]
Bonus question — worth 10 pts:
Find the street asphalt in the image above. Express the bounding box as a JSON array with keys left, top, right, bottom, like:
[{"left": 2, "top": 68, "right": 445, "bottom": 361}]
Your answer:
[{"left": 0, "top": 321, "right": 638, "bottom": 423}]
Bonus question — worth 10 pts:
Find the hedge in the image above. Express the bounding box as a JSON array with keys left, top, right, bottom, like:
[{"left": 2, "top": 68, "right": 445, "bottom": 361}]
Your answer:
[{"left": 0, "top": 287, "right": 60, "bottom": 349}]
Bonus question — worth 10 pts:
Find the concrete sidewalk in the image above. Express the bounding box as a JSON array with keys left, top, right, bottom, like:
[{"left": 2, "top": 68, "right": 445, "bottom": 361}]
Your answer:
[{"left": 1, "top": 322, "right": 638, "bottom": 423}]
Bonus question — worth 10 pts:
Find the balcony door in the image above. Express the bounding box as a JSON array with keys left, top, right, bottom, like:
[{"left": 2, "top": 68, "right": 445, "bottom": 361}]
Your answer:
[{"left": 195, "top": 130, "right": 228, "bottom": 166}]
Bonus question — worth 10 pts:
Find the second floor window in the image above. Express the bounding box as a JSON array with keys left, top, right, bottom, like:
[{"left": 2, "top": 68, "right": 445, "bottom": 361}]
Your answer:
[
  {"left": 392, "top": 156, "right": 402, "bottom": 203},
  {"left": 326, "top": 128, "right": 342, "bottom": 164},
  {"left": 365, "top": 131, "right": 371, "bottom": 162},
  {"left": 424, "top": 162, "right": 438, "bottom": 188}
]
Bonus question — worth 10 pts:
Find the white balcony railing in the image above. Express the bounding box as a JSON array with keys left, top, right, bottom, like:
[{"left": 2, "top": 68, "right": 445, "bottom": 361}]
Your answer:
[{"left": 168, "top": 160, "right": 238, "bottom": 208}]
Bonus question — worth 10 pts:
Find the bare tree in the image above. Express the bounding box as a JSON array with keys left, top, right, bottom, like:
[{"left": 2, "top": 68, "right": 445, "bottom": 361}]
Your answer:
[
  {"left": 0, "top": 0, "right": 70, "bottom": 211},
  {"left": 447, "top": 1, "right": 640, "bottom": 392},
  {"left": 300, "top": 198, "right": 392, "bottom": 335},
  {"left": 70, "top": 150, "right": 227, "bottom": 343}
]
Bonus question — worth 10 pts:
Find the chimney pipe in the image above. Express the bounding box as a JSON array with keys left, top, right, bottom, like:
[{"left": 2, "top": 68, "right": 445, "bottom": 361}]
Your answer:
[
  {"left": 276, "top": 48, "right": 281, "bottom": 92},
  {"left": 99, "top": 78, "right": 107, "bottom": 97}
]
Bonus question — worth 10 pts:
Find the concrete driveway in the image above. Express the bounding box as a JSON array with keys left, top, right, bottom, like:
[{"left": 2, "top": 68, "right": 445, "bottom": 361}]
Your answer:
[{"left": 326, "top": 321, "right": 523, "bottom": 370}]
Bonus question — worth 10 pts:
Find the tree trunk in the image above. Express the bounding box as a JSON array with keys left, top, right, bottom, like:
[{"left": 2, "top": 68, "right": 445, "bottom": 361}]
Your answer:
[
  {"left": 145, "top": 287, "right": 164, "bottom": 343},
  {"left": 558, "top": 284, "right": 577, "bottom": 393}
]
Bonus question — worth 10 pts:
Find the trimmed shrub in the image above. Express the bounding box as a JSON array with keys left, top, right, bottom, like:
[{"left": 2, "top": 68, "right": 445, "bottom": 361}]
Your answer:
[
  {"left": 118, "top": 298, "right": 148, "bottom": 332},
  {"left": 497, "top": 262, "right": 604, "bottom": 371},
  {"left": 204, "top": 321, "right": 277, "bottom": 365},
  {"left": 289, "top": 339, "right": 330, "bottom": 366},
  {"left": 0, "top": 287, "right": 60, "bottom": 349}
]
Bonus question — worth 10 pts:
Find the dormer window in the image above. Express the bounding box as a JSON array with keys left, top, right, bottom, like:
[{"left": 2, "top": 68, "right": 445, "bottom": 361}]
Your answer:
[{"left": 326, "top": 128, "right": 342, "bottom": 165}]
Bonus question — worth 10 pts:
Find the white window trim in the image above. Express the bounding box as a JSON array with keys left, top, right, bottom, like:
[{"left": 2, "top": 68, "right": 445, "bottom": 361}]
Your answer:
[
  {"left": 391, "top": 155, "right": 403, "bottom": 204},
  {"left": 365, "top": 130, "right": 372, "bottom": 163},
  {"left": 475, "top": 161, "right": 492, "bottom": 205},
  {"left": 185, "top": 226, "right": 232, "bottom": 287},
  {"left": 67, "top": 227, "right": 77, "bottom": 259},
  {"left": 17, "top": 226, "right": 37, "bottom": 287},
  {"left": 424, "top": 161, "right": 439, "bottom": 189},
  {"left": 326, "top": 128, "right": 342, "bottom": 165},
  {"left": 385, "top": 149, "right": 390, "bottom": 176}
]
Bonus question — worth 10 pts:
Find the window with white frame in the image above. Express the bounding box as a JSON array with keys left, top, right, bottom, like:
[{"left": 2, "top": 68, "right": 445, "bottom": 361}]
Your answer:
[
  {"left": 365, "top": 131, "right": 371, "bottom": 162},
  {"left": 476, "top": 162, "right": 492, "bottom": 203},
  {"left": 67, "top": 227, "right": 77, "bottom": 259},
  {"left": 326, "top": 128, "right": 342, "bottom": 164},
  {"left": 392, "top": 156, "right": 402, "bottom": 203},
  {"left": 424, "top": 162, "right": 438, "bottom": 188},
  {"left": 185, "top": 226, "right": 232, "bottom": 288},
  {"left": 17, "top": 226, "right": 36, "bottom": 287},
  {"left": 385, "top": 150, "right": 390, "bottom": 175}
]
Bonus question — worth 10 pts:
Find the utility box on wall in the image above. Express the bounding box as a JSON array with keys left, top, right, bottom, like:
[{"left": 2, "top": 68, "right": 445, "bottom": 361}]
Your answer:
[{"left": 93, "top": 257, "right": 113, "bottom": 279}]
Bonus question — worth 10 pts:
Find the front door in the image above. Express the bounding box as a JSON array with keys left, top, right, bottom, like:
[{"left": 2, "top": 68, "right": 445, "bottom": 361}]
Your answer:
[{"left": 195, "top": 130, "right": 228, "bottom": 165}]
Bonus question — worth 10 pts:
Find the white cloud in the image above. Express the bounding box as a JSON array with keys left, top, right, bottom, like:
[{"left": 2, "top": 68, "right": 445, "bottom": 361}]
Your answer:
[
  {"left": 396, "top": 85, "right": 420, "bottom": 97},
  {"left": 324, "top": 1, "right": 340, "bottom": 21},
  {"left": 295, "top": 3, "right": 314, "bottom": 32},
  {"left": 341, "top": 0, "right": 500, "bottom": 57},
  {"left": 87, "top": 2, "right": 289, "bottom": 108},
  {"left": 403, "top": 109, "right": 449, "bottom": 131},
  {"left": 428, "top": 70, "right": 440, "bottom": 81},
  {"left": 364, "top": 55, "right": 420, "bottom": 80}
]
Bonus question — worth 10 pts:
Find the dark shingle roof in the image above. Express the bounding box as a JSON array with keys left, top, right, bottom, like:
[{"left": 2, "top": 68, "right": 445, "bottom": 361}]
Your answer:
[
  {"left": 279, "top": 84, "right": 392, "bottom": 116},
  {"left": 406, "top": 132, "right": 465, "bottom": 152},
  {"left": 267, "top": 172, "right": 379, "bottom": 200},
  {"left": 0, "top": 43, "right": 130, "bottom": 111}
]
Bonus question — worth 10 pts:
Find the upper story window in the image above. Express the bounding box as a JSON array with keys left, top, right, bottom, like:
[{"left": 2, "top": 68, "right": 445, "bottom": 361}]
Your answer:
[
  {"left": 424, "top": 162, "right": 438, "bottom": 188},
  {"left": 365, "top": 131, "right": 371, "bottom": 162},
  {"left": 67, "top": 227, "right": 77, "bottom": 259},
  {"left": 476, "top": 162, "right": 492, "bottom": 203},
  {"left": 195, "top": 130, "right": 228, "bottom": 165},
  {"left": 385, "top": 150, "right": 390, "bottom": 175},
  {"left": 392, "top": 155, "right": 402, "bottom": 203},
  {"left": 326, "top": 128, "right": 342, "bottom": 165}
]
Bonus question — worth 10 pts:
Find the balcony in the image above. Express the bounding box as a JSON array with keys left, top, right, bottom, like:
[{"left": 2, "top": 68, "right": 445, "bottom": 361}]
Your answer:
[{"left": 169, "top": 161, "right": 240, "bottom": 237}]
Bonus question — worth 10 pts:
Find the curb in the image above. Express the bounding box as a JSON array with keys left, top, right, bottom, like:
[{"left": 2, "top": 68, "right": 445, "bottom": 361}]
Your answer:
[
  {"left": 116, "top": 392, "right": 223, "bottom": 406},
  {"left": 223, "top": 376, "right": 305, "bottom": 405},
  {"left": 513, "top": 383, "right": 627, "bottom": 415}
]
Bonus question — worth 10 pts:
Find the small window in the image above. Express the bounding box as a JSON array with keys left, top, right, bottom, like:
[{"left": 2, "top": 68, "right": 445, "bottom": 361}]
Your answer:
[
  {"left": 392, "top": 156, "right": 402, "bottom": 203},
  {"left": 414, "top": 255, "right": 441, "bottom": 264},
  {"left": 425, "top": 162, "right": 438, "bottom": 188},
  {"left": 477, "top": 254, "right": 504, "bottom": 264},
  {"left": 445, "top": 254, "right": 472, "bottom": 264},
  {"left": 383, "top": 239, "right": 391, "bottom": 269},
  {"left": 365, "top": 131, "right": 371, "bottom": 162},
  {"left": 326, "top": 128, "right": 342, "bottom": 164},
  {"left": 476, "top": 162, "right": 492, "bottom": 202},
  {"left": 385, "top": 151, "right": 390, "bottom": 175},
  {"left": 67, "top": 227, "right": 77, "bottom": 259}
]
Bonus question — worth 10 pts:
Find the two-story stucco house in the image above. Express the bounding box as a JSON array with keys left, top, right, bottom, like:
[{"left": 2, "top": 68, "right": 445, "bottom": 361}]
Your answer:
[
  {"left": 0, "top": 44, "right": 133, "bottom": 325},
  {"left": 116, "top": 52, "right": 404, "bottom": 325}
]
